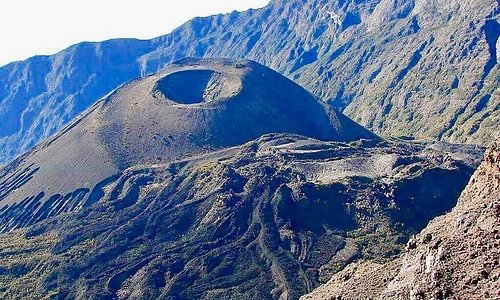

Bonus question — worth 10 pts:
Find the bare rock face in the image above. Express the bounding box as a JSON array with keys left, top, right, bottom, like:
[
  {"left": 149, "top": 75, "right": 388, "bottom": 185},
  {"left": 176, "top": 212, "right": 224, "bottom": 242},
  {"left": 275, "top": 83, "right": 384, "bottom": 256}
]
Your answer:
[
  {"left": 1, "top": 0, "right": 498, "bottom": 165},
  {"left": 300, "top": 260, "right": 402, "bottom": 300},
  {"left": 302, "top": 135, "right": 499, "bottom": 300},
  {"left": 0, "top": 58, "right": 375, "bottom": 233},
  {"left": 381, "top": 136, "right": 500, "bottom": 300}
]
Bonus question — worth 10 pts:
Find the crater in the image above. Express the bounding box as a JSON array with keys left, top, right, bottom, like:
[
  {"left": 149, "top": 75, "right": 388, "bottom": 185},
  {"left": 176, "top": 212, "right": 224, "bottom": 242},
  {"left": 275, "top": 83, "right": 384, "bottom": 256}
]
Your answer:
[{"left": 155, "top": 69, "right": 241, "bottom": 104}]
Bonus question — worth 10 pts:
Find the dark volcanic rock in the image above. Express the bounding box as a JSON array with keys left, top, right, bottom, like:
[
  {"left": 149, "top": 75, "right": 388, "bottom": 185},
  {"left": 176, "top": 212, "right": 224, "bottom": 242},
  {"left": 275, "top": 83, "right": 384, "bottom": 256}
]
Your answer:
[
  {"left": 1, "top": 0, "right": 498, "bottom": 165},
  {"left": 0, "top": 134, "right": 480, "bottom": 299}
]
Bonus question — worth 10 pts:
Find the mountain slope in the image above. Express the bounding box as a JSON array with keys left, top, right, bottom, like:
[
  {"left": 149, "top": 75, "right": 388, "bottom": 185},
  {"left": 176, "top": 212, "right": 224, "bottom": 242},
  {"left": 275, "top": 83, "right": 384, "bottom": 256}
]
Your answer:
[
  {"left": 0, "top": 58, "right": 375, "bottom": 233},
  {"left": 1, "top": 0, "right": 498, "bottom": 165},
  {"left": 0, "top": 133, "right": 480, "bottom": 299},
  {"left": 0, "top": 39, "right": 156, "bottom": 165},
  {"left": 302, "top": 135, "right": 499, "bottom": 300},
  {"left": 0, "top": 57, "right": 484, "bottom": 299}
]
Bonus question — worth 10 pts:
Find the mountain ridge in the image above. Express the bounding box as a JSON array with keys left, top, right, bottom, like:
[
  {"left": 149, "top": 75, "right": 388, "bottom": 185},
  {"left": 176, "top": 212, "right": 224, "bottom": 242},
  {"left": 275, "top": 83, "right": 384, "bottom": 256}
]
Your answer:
[{"left": 1, "top": 0, "right": 498, "bottom": 165}]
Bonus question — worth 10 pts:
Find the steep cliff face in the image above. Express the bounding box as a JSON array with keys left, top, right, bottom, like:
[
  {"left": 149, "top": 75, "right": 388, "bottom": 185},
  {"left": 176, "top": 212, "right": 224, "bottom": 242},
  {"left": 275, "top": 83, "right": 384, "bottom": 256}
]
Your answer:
[
  {"left": 302, "top": 135, "right": 499, "bottom": 300},
  {"left": 1, "top": 0, "right": 498, "bottom": 165}
]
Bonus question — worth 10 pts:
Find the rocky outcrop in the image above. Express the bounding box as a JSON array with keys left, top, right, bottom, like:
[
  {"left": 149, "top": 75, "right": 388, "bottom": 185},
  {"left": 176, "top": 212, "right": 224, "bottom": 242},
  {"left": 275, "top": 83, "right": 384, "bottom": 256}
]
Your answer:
[
  {"left": 381, "top": 135, "right": 500, "bottom": 299},
  {"left": 1, "top": 0, "right": 498, "bottom": 165},
  {"left": 302, "top": 135, "right": 499, "bottom": 300}
]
